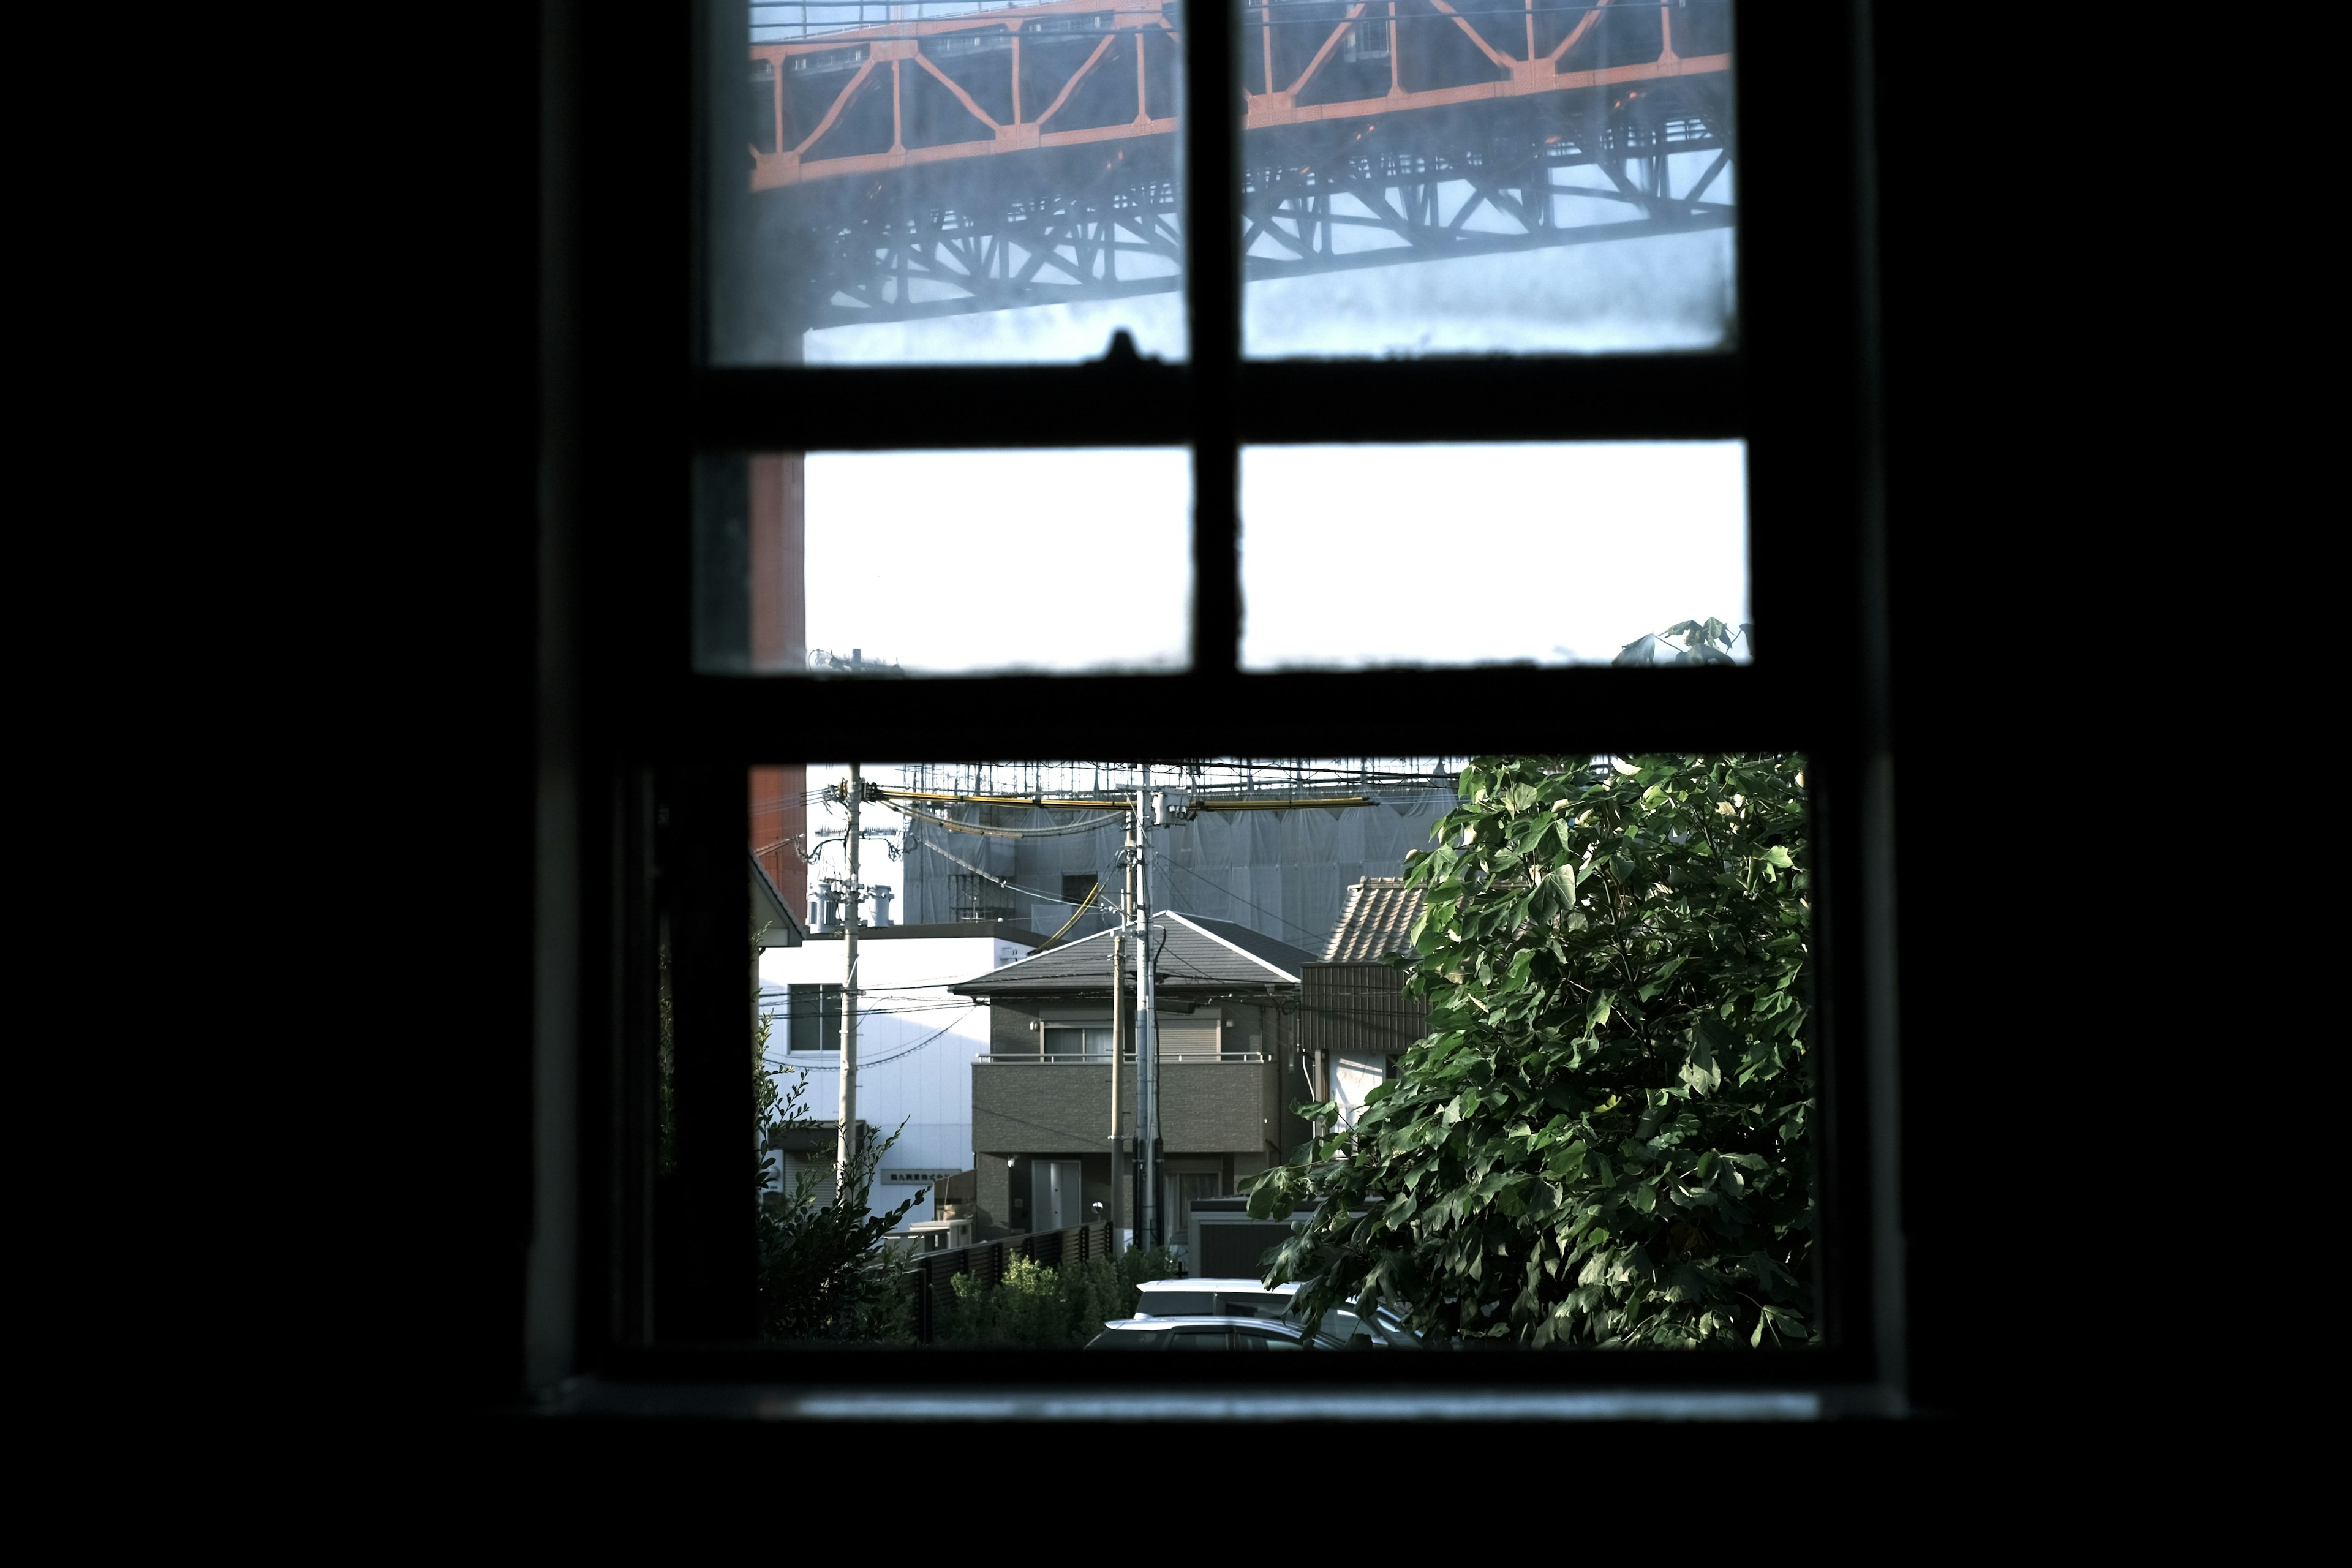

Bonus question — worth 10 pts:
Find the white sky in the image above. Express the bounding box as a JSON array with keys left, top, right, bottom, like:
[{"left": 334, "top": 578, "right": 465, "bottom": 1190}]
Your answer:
[
  {"left": 805, "top": 448, "right": 1194, "bottom": 673},
  {"left": 806, "top": 441, "right": 1747, "bottom": 674}
]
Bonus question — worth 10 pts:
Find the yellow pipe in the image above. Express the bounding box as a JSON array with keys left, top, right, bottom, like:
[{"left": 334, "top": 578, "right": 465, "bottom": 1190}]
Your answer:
[{"left": 871, "top": 787, "right": 1131, "bottom": 811}]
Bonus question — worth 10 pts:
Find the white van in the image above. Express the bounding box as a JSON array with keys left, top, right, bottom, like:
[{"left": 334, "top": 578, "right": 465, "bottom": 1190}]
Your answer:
[{"left": 1131, "top": 1277, "right": 1422, "bottom": 1349}]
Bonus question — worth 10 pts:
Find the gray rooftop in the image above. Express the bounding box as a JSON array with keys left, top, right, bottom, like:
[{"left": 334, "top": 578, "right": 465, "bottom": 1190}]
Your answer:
[
  {"left": 1322, "top": 878, "right": 1427, "bottom": 962},
  {"left": 949, "top": 911, "right": 1313, "bottom": 998}
]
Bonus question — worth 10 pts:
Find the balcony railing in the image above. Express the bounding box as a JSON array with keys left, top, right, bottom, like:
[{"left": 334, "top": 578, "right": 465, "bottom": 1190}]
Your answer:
[{"left": 976, "top": 1051, "right": 1269, "bottom": 1064}]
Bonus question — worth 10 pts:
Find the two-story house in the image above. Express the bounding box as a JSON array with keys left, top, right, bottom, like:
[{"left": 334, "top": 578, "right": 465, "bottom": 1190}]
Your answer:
[{"left": 951, "top": 911, "right": 1318, "bottom": 1247}]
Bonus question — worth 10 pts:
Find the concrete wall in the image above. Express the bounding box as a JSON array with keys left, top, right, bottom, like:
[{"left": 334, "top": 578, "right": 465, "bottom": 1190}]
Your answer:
[
  {"left": 1157, "top": 1061, "right": 1273, "bottom": 1156},
  {"left": 990, "top": 999, "right": 1036, "bottom": 1057},
  {"left": 974, "top": 1061, "right": 1132, "bottom": 1156}
]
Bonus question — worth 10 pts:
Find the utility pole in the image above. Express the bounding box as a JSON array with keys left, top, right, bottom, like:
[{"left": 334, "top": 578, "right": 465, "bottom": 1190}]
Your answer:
[
  {"left": 1108, "top": 910, "right": 1125, "bottom": 1254},
  {"left": 837, "top": 764, "right": 862, "bottom": 1193},
  {"left": 1134, "top": 785, "right": 1159, "bottom": 1251}
]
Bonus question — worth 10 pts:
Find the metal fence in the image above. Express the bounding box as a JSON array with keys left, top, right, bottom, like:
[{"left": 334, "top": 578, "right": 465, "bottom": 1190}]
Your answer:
[{"left": 1300, "top": 961, "right": 1430, "bottom": 1058}]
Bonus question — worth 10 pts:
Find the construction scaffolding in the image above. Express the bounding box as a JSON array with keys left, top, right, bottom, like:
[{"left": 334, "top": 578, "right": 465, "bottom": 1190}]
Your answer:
[{"left": 897, "top": 759, "right": 1460, "bottom": 952}]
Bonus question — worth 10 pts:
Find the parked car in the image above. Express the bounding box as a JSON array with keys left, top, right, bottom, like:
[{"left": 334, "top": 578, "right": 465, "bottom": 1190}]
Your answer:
[
  {"left": 1129, "top": 1277, "right": 1423, "bottom": 1349},
  {"left": 1083, "top": 1316, "right": 1353, "bottom": 1351}
]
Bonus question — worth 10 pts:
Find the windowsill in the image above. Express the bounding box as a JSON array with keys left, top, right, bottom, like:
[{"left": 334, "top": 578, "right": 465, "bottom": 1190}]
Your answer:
[{"left": 532, "top": 1373, "right": 1903, "bottom": 1422}]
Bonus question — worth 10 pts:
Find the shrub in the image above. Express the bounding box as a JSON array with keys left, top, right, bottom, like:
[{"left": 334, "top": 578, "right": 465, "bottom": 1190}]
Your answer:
[
  {"left": 755, "top": 1064, "right": 924, "bottom": 1343},
  {"left": 937, "top": 1246, "right": 1180, "bottom": 1348}
]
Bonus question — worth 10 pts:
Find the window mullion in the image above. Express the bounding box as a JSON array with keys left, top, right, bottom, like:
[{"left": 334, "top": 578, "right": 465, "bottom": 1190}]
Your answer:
[
  {"left": 1186, "top": 0, "right": 1242, "bottom": 676},
  {"left": 672, "top": 666, "right": 1807, "bottom": 764}
]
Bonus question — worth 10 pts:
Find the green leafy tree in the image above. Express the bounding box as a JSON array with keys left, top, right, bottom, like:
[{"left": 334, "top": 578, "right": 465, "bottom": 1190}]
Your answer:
[{"left": 1245, "top": 748, "right": 1815, "bottom": 1349}]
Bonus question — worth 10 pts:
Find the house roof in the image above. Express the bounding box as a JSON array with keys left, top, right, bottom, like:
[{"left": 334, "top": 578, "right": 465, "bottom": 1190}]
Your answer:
[
  {"left": 949, "top": 911, "right": 1313, "bottom": 998},
  {"left": 1321, "top": 878, "right": 1426, "bottom": 962},
  {"left": 752, "top": 856, "right": 807, "bottom": 948}
]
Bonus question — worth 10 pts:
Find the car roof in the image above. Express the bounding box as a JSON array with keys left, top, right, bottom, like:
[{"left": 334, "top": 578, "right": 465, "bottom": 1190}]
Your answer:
[
  {"left": 1135, "top": 1278, "right": 1300, "bottom": 1292},
  {"left": 1131, "top": 1280, "right": 1403, "bottom": 1321},
  {"left": 1102, "top": 1315, "right": 1298, "bottom": 1330},
  {"left": 1098, "top": 1315, "right": 1349, "bottom": 1345}
]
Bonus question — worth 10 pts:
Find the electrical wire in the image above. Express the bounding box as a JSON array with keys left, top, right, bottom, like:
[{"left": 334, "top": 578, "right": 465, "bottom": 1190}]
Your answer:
[
  {"left": 886, "top": 799, "right": 1126, "bottom": 839},
  {"left": 1158, "top": 856, "right": 1328, "bottom": 946},
  {"left": 763, "top": 1008, "right": 977, "bottom": 1071},
  {"left": 1035, "top": 880, "right": 1102, "bottom": 946},
  {"left": 793, "top": 761, "right": 1458, "bottom": 807},
  {"left": 907, "top": 829, "right": 1105, "bottom": 908}
]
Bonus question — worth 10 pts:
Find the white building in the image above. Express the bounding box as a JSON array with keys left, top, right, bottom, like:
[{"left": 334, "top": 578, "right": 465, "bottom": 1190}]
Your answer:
[{"left": 758, "top": 919, "right": 1044, "bottom": 1228}]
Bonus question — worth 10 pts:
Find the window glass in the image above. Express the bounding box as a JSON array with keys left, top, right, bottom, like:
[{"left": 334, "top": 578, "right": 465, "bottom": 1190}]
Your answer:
[
  {"left": 720, "top": 1, "right": 1189, "bottom": 365},
  {"left": 1238, "top": 442, "right": 1747, "bottom": 669},
  {"left": 1235, "top": 1325, "right": 1304, "bottom": 1351},
  {"left": 786, "top": 982, "right": 846, "bottom": 1052},
  {"left": 1043, "top": 1026, "right": 1115, "bottom": 1058},
  {"left": 1169, "top": 1327, "right": 1233, "bottom": 1348},
  {"left": 694, "top": 449, "right": 1193, "bottom": 675},
  {"left": 1241, "top": 0, "right": 1738, "bottom": 357},
  {"left": 745, "top": 755, "right": 1815, "bottom": 1354}
]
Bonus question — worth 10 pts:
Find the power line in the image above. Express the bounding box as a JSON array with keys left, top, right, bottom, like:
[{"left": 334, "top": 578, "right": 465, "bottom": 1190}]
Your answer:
[
  {"left": 1158, "top": 857, "right": 1327, "bottom": 945},
  {"left": 764, "top": 1009, "right": 975, "bottom": 1071},
  {"left": 885, "top": 799, "right": 1125, "bottom": 839},
  {"left": 905, "top": 830, "right": 1093, "bottom": 906}
]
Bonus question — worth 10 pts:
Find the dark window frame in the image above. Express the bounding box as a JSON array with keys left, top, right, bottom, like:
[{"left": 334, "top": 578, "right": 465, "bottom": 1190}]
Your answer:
[
  {"left": 532, "top": 0, "right": 1904, "bottom": 1413},
  {"left": 784, "top": 982, "right": 843, "bottom": 1055}
]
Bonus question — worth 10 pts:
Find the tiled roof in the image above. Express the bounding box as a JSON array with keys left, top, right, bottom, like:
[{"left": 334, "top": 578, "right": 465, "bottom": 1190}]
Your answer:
[
  {"left": 1322, "top": 878, "right": 1427, "bottom": 962},
  {"left": 949, "top": 912, "right": 1313, "bottom": 997}
]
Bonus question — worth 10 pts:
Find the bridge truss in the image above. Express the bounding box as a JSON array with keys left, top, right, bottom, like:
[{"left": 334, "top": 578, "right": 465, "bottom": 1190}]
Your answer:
[{"left": 748, "top": 0, "right": 1735, "bottom": 331}]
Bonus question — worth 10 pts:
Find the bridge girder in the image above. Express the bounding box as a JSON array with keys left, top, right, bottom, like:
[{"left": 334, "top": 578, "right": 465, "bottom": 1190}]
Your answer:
[{"left": 747, "top": 0, "right": 1735, "bottom": 331}]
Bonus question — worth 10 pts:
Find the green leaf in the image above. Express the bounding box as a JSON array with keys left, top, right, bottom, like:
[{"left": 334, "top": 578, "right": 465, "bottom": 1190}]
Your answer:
[
  {"left": 1218, "top": 744, "right": 1812, "bottom": 1352},
  {"left": 1679, "top": 1023, "right": 1724, "bottom": 1095}
]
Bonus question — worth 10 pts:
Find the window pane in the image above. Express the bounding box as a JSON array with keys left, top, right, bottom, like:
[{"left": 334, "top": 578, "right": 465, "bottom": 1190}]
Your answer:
[
  {"left": 1241, "top": 0, "right": 1737, "bottom": 357},
  {"left": 695, "top": 449, "right": 1192, "bottom": 674},
  {"left": 744, "top": 755, "right": 1816, "bottom": 1351},
  {"left": 718, "top": 2, "right": 1188, "bottom": 365},
  {"left": 1238, "top": 442, "right": 1747, "bottom": 668}
]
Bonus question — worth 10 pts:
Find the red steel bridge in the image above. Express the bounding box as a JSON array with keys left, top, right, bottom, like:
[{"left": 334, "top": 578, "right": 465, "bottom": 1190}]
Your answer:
[{"left": 748, "top": 0, "right": 1734, "bottom": 331}]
